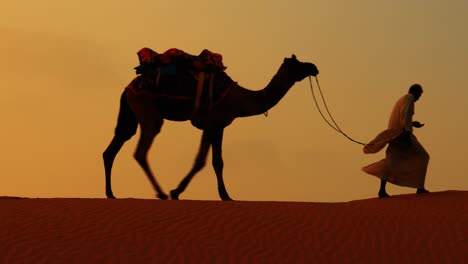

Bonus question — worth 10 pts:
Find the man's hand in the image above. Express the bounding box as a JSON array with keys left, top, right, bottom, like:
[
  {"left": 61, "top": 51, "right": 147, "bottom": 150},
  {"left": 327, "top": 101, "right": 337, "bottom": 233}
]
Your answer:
[{"left": 412, "top": 121, "right": 425, "bottom": 128}]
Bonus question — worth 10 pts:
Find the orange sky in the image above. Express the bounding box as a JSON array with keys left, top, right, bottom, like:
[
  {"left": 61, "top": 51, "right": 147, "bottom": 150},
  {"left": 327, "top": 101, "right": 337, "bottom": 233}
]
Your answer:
[{"left": 1, "top": 1, "right": 467, "bottom": 201}]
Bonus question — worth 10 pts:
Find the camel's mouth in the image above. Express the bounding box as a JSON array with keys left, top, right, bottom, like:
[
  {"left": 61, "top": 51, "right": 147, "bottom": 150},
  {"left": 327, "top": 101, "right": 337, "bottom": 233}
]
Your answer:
[
  {"left": 306, "top": 63, "right": 319, "bottom": 77},
  {"left": 285, "top": 55, "right": 319, "bottom": 77}
]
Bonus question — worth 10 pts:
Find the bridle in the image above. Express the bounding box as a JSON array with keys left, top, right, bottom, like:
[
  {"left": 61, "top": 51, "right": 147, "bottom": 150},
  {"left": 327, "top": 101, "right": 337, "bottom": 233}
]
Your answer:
[{"left": 308, "top": 76, "right": 368, "bottom": 146}]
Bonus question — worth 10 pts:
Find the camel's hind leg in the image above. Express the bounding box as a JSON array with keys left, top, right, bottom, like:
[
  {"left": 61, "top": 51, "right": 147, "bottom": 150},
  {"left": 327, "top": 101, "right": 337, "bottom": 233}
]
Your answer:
[
  {"left": 210, "top": 129, "right": 233, "bottom": 201},
  {"left": 170, "top": 130, "right": 211, "bottom": 200},
  {"left": 103, "top": 91, "right": 138, "bottom": 198},
  {"left": 103, "top": 137, "right": 127, "bottom": 198}
]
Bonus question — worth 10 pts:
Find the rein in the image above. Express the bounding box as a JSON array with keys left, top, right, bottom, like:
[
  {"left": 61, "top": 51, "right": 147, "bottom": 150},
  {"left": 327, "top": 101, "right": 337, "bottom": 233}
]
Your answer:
[{"left": 308, "top": 76, "right": 368, "bottom": 146}]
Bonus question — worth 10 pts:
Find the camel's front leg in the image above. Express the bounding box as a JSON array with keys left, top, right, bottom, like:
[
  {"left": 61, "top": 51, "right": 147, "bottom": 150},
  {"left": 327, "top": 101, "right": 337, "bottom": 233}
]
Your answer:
[
  {"left": 211, "top": 129, "right": 233, "bottom": 201},
  {"left": 134, "top": 124, "right": 168, "bottom": 200},
  {"left": 170, "top": 131, "right": 211, "bottom": 200}
]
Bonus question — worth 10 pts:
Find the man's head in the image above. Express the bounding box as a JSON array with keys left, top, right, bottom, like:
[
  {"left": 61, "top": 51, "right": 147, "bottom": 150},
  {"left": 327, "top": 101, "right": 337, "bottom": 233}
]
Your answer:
[{"left": 409, "top": 83, "right": 423, "bottom": 101}]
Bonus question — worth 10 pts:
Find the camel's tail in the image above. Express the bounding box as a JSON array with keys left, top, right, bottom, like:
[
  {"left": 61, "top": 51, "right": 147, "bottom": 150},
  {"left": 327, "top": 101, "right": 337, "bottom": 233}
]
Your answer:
[{"left": 114, "top": 90, "right": 138, "bottom": 140}]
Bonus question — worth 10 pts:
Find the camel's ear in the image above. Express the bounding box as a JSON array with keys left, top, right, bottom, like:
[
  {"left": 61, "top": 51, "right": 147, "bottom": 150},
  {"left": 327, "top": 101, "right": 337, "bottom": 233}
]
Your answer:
[{"left": 284, "top": 54, "right": 298, "bottom": 63}]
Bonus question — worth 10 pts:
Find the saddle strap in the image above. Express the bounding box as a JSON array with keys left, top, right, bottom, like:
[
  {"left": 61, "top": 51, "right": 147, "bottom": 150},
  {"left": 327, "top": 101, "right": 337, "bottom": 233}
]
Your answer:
[
  {"left": 193, "top": 72, "right": 215, "bottom": 111},
  {"left": 194, "top": 72, "right": 205, "bottom": 111}
]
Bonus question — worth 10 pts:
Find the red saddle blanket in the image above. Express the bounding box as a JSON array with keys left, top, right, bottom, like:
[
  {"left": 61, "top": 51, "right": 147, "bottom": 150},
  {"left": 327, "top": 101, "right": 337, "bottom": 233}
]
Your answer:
[{"left": 136, "top": 47, "right": 226, "bottom": 72}]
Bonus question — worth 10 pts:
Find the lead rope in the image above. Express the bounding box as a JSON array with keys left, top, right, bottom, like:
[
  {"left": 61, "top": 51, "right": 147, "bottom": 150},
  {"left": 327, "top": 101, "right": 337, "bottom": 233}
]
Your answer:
[{"left": 309, "top": 76, "right": 368, "bottom": 146}]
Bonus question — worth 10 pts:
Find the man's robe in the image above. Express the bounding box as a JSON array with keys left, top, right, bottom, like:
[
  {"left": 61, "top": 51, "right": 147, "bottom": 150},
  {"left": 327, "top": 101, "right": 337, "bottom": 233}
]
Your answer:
[{"left": 362, "top": 94, "right": 430, "bottom": 188}]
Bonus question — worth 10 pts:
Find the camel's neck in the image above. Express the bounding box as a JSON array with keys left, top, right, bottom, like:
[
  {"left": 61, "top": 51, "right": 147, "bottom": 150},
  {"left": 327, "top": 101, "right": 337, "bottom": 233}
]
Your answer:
[{"left": 236, "top": 68, "right": 296, "bottom": 117}]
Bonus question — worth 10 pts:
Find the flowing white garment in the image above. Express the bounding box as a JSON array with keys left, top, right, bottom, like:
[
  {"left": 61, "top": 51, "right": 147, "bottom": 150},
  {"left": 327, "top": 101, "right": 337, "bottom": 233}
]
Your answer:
[{"left": 362, "top": 94, "right": 430, "bottom": 188}]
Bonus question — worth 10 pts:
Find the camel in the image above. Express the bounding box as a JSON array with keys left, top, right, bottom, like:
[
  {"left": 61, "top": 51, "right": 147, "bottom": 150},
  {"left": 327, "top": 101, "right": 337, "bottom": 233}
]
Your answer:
[{"left": 102, "top": 54, "right": 319, "bottom": 201}]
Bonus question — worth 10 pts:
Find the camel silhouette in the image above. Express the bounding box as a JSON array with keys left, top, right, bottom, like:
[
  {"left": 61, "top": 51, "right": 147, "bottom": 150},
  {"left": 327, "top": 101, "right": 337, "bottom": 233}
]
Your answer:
[{"left": 102, "top": 54, "right": 319, "bottom": 201}]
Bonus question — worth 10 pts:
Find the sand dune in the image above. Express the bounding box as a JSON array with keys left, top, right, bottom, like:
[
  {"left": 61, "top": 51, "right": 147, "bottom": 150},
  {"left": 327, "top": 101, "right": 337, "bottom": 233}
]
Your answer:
[{"left": 1, "top": 191, "right": 466, "bottom": 263}]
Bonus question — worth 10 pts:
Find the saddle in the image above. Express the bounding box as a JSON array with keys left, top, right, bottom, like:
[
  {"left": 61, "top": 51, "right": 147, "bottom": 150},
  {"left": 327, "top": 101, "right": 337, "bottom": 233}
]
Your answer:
[{"left": 126, "top": 48, "right": 232, "bottom": 112}]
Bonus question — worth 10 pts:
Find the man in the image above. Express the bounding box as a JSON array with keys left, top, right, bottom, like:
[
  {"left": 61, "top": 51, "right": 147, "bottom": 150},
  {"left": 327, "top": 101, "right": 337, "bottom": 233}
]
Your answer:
[{"left": 362, "top": 84, "right": 430, "bottom": 198}]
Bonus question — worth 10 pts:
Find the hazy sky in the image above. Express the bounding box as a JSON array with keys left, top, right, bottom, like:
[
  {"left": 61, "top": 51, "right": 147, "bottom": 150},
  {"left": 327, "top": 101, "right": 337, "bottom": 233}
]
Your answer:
[{"left": 1, "top": 1, "right": 467, "bottom": 201}]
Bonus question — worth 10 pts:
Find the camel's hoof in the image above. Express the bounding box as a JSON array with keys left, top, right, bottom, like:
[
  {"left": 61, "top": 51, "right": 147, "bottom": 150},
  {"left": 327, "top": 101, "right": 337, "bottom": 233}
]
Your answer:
[
  {"left": 106, "top": 192, "right": 116, "bottom": 199},
  {"left": 157, "top": 193, "right": 169, "bottom": 200},
  {"left": 378, "top": 190, "right": 390, "bottom": 199},
  {"left": 170, "top": 190, "right": 180, "bottom": 200},
  {"left": 220, "top": 195, "right": 234, "bottom": 201}
]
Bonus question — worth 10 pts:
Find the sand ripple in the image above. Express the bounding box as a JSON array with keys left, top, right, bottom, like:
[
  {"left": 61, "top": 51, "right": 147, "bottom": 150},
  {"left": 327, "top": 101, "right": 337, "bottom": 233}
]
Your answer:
[{"left": 0, "top": 191, "right": 466, "bottom": 263}]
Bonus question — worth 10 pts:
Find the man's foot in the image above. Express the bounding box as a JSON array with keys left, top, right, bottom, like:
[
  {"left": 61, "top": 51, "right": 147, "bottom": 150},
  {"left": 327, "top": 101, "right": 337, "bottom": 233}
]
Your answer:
[
  {"left": 378, "top": 190, "right": 390, "bottom": 198},
  {"left": 416, "top": 188, "right": 430, "bottom": 194}
]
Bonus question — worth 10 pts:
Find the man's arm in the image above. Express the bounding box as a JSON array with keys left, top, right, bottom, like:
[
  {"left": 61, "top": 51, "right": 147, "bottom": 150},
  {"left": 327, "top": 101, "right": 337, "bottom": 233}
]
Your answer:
[
  {"left": 403, "top": 96, "right": 415, "bottom": 132},
  {"left": 412, "top": 121, "right": 425, "bottom": 128}
]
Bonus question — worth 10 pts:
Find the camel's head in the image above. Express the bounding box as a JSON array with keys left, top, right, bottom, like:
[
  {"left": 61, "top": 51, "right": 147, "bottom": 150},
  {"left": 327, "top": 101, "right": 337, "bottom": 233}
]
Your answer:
[{"left": 283, "top": 54, "right": 319, "bottom": 82}]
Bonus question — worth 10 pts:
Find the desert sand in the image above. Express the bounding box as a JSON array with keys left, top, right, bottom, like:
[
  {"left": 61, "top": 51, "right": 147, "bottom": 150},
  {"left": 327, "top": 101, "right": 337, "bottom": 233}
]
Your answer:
[{"left": 0, "top": 191, "right": 466, "bottom": 263}]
